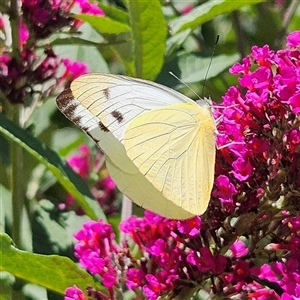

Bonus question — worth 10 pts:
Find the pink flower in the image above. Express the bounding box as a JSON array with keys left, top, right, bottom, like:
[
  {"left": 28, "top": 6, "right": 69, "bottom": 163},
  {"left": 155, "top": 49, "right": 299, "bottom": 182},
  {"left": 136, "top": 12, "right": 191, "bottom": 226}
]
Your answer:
[
  {"left": 0, "top": 17, "right": 4, "bottom": 30},
  {"left": 287, "top": 31, "right": 300, "bottom": 48},
  {"left": 233, "top": 260, "right": 250, "bottom": 282},
  {"left": 232, "top": 157, "right": 253, "bottom": 181},
  {"left": 143, "top": 274, "right": 167, "bottom": 300},
  {"left": 230, "top": 56, "right": 251, "bottom": 74},
  {"left": 73, "top": 220, "right": 120, "bottom": 289},
  {"left": 177, "top": 216, "right": 201, "bottom": 237},
  {"left": 64, "top": 286, "right": 88, "bottom": 300},
  {"left": 75, "top": 0, "right": 105, "bottom": 16},
  {"left": 126, "top": 268, "right": 145, "bottom": 289},
  {"left": 230, "top": 240, "right": 248, "bottom": 258},
  {"left": 213, "top": 175, "right": 237, "bottom": 209},
  {"left": 0, "top": 54, "right": 11, "bottom": 76},
  {"left": 289, "top": 93, "right": 300, "bottom": 114},
  {"left": 19, "top": 20, "right": 29, "bottom": 46},
  {"left": 67, "top": 145, "right": 90, "bottom": 179},
  {"left": 61, "top": 59, "right": 89, "bottom": 82}
]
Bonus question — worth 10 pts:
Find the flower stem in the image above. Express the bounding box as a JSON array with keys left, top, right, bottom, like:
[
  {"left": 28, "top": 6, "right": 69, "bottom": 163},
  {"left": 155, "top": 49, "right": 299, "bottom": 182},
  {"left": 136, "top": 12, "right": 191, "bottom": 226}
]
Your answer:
[{"left": 9, "top": 0, "right": 21, "bottom": 62}]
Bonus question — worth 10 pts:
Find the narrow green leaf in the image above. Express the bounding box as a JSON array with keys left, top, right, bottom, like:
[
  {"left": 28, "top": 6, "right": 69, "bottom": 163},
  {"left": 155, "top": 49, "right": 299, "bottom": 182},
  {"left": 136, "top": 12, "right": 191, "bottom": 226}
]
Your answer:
[
  {"left": 169, "top": 0, "right": 265, "bottom": 34},
  {"left": 0, "top": 234, "right": 104, "bottom": 296},
  {"left": 97, "top": 2, "right": 129, "bottom": 24},
  {"left": 76, "top": 14, "right": 130, "bottom": 34},
  {"left": 0, "top": 114, "right": 104, "bottom": 221},
  {"left": 127, "top": 0, "right": 167, "bottom": 80},
  {"left": 51, "top": 36, "right": 104, "bottom": 47},
  {"left": 51, "top": 36, "right": 128, "bottom": 48}
]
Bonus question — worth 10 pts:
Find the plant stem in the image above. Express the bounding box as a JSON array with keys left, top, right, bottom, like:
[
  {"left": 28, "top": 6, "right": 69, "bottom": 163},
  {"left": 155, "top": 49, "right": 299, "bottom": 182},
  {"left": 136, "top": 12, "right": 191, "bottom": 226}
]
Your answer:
[
  {"left": 10, "top": 0, "right": 21, "bottom": 62},
  {"left": 8, "top": 2, "right": 26, "bottom": 299},
  {"left": 8, "top": 0, "right": 25, "bottom": 247},
  {"left": 10, "top": 107, "right": 24, "bottom": 248}
]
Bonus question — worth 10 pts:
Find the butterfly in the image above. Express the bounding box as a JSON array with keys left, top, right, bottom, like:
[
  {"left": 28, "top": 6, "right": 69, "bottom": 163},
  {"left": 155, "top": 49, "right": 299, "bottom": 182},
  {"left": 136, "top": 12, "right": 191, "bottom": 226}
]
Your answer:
[{"left": 56, "top": 73, "right": 216, "bottom": 219}]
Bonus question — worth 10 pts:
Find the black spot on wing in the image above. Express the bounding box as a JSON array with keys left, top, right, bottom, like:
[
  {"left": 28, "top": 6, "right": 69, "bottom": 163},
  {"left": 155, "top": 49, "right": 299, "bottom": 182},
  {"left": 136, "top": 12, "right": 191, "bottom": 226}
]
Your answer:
[
  {"left": 103, "top": 88, "right": 110, "bottom": 100},
  {"left": 111, "top": 110, "right": 124, "bottom": 123},
  {"left": 72, "top": 116, "right": 82, "bottom": 125},
  {"left": 99, "top": 121, "right": 109, "bottom": 132},
  {"left": 56, "top": 88, "right": 74, "bottom": 107},
  {"left": 56, "top": 89, "right": 77, "bottom": 119}
]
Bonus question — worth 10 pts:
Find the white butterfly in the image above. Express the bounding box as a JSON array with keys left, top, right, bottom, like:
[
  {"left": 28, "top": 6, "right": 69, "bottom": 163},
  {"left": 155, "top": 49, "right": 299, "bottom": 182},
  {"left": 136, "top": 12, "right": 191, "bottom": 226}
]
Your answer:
[{"left": 56, "top": 73, "right": 216, "bottom": 219}]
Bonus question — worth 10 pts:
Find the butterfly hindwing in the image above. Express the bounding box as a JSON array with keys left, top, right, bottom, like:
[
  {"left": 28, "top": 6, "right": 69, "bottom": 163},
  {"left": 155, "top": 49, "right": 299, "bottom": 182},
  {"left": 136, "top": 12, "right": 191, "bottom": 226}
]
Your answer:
[
  {"left": 106, "top": 158, "right": 195, "bottom": 219},
  {"left": 124, "top": 102, "right": 216, "bottom": 215}
]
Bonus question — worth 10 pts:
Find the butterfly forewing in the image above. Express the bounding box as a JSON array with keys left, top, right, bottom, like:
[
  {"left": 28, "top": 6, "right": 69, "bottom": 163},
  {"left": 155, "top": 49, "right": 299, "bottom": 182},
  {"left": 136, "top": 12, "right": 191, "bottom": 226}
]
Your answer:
[
  {"left": 70, "top": 73, "right": 194, "bottom": 142},
  {"left": 124, "top": 102, "right": 216, "bottom": 215}
]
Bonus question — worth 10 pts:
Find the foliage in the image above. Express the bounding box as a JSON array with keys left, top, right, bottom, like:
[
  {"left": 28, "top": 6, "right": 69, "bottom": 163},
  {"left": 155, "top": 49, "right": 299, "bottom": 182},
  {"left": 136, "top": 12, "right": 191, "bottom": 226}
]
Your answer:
[{"left": 1, "top": 0, "right": 300, "bottom": 299}]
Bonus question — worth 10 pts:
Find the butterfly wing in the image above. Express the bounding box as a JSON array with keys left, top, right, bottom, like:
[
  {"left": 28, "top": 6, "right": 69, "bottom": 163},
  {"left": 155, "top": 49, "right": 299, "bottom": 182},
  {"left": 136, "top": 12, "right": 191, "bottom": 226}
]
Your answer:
[
  {"left": 56, "top": 89, "right": 195, "bottom": 219},
  {"left": 106, "top": 158, "right": 195, "bottom": 219},
  {"left": 70, "top": 73, "right": 195, "bottom": 142},
  {"left": 56, "top": 89, "right": 134, "bottom": 172},
  {"left": 124, "top": 102, "right": 216, "bottom": 215}
]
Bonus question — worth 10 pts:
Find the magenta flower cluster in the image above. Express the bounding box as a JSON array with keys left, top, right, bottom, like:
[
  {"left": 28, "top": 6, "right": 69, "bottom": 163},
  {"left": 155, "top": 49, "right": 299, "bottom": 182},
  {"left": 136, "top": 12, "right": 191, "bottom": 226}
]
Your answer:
[
  {"left": 66, "top": 31, "right": 300, "bottom": 299},
  {"left": 0, "top": 0, "right": 104, "bottom": 104}
]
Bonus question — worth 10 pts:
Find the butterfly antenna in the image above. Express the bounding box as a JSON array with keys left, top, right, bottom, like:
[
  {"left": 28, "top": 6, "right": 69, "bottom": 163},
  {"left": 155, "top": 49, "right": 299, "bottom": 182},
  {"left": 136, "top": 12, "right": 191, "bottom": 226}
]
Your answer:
[
  {"left": 169, "top": 71, "right": 201, "bottom": 99},
  {"left": 201, "top": 34, "right": 220, "bottom": 97}
]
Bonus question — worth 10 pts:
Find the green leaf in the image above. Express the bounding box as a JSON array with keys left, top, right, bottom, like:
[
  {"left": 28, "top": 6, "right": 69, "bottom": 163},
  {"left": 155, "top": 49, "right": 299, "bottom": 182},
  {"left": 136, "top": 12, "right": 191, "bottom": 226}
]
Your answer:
[
  {"left": 105, "top": 32, "right": 135, "bottom": 75},
  {"left": 166, "top": 29, "right": 191, "bottom": 56},
  {"left": 0, "top": 113, "right": 104, "bottom": 221},
  {"left": 169, "top": 0, "right": 265, "bottom": 34},
  {"left": 0, "top": 234, "right": 104, "bottom": 296},
  {"left": 97, "top": 2, "right": 129, "bottom": 24},
  {"left": 30, "top": 200, "right": 93, "bottom": 256},
  {"left": 178, "top": 53, "right": 240, "bottom": 83},
  {"left": 127, "top": 0, "right": 167, "bottom": 80},
  {"left": 76, "top": 14, "right": 130, "bottom": 34},
  {"left": 51, "top": 36, "right": 129, "bottom": 49},
  {"left": 157, "top": 52, "right": 239, "bottom": 87},
  {"left": 72, "top": 14, "right": 134, "bottom": 73},
  {"left": 51, "top": 36, "right": 105, "bottom": 47}
]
